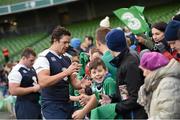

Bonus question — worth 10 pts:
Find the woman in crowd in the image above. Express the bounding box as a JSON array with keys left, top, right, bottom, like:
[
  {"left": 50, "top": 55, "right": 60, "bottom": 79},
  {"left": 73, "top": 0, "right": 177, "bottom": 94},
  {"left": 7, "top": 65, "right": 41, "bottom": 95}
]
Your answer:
[{"left": 138, "top": 52, "right": 180, "bottom": 119}]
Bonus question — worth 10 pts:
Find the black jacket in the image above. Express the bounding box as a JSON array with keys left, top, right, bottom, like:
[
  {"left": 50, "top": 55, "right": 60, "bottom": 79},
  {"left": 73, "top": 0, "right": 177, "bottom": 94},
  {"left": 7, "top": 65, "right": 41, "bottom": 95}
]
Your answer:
[{"left": 110, "top": 49, "right": 147, "bottom": 119}]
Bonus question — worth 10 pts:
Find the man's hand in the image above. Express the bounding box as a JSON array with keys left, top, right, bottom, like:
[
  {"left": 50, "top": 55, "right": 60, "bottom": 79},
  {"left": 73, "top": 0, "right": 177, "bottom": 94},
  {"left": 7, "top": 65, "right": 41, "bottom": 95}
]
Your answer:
[
  {"left": 65, "top": 62, "right": 82, "bottom": 76},
  {"left": 72, "top": 109, "right": 85, "bottom": 120},
  {"left": 32, "top": 83, "right": 40, "bottom": 93}
]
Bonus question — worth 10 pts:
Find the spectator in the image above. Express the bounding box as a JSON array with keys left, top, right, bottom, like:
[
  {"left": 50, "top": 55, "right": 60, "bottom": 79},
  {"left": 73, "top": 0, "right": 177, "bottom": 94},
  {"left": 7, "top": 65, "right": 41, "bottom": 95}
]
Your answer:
[
  {"left": 2, "top": 48, "right": 9, "bottom": 63},
  {"left": 95, "top": 27, "right": 117, "bottom": 80},
  {"left": 176, "top": 29, "right": 180, "bottom": 60},
  {"left": 77, "top": 36, "right": 94, "bottom": 53},
  {"left": 0, "top": 66, "right": 8, "bottom": 97},
  {"left": 72, "top": 58, "right": 116, "bottom": 119},
  {"left": 70, "top": 38, "right": 81, "bottom": 50},
  {"left": 136, "top": 22, "right": 174, "bottom": 60},
  {"left": 100, "top": 29, "right": 147, "bottom": 119},
  {"left": 138, "top": 52, "right": 180, "bottom": 119},
  {"left": 100, "top": 16, "right": 110, "bottom": 28},
  {"left": 165, "top": 20, "right": 180, "bottom": 62}
]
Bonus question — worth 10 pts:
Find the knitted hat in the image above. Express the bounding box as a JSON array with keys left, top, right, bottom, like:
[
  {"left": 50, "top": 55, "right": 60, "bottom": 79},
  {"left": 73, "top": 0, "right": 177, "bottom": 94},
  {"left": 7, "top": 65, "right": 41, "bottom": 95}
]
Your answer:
[
  {"left": 100, "top": 16, "right": 110, "bottom": 28},
  {"left": 106, "top": 29, "right": 127, "bottom": 52},
  {"left": 70, "top": 38, "right": 81, "bottom": 49},
  {"left": 165, "top": 20, "right": 180, "bottom": 41},
  {"left": 152, "top": 22, "right": 167, "bottom": 32},
  {"left": 140, "top": 52, "right": 169, "bottom": 71}
]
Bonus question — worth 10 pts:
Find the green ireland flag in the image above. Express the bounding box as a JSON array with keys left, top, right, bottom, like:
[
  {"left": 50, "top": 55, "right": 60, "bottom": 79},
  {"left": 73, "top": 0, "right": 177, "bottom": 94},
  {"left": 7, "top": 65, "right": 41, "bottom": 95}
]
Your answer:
[{"left": 113, "top": 6, "right": 150, "bottom": 34}]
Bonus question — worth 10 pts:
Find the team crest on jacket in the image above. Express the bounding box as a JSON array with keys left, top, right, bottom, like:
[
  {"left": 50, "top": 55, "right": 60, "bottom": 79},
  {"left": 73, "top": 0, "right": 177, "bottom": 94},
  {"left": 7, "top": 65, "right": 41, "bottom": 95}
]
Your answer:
[
  {"left": 23, "top": 70, "right": 27, "bottom": 73},
  {"left": 62, "top": 67, "right": 68, "bottom": 81},
  {"left": 51, "top": 57, "right": 56, "bottom": 61}
]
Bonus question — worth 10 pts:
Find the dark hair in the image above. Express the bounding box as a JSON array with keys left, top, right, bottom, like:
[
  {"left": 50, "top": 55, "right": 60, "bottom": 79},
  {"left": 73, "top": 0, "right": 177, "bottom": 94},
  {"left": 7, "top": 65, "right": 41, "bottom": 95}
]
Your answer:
[
  {"left": 51, "top": 26, "right": 71, "bottom": 44},
  {"left": 85, "top": 35, "right": 93, "bottom": 42},
  {"left": 96, "top": 27, "right": 110, "bottom": 45},
  {"left": 152, "top": 22, "right": 167, "bottom": 32},
  {"left": 89, "top": 57, "right": 106, "bottom": 71},
  {"left": 21, "top": 47, "right": 36, "bottom": 58}
]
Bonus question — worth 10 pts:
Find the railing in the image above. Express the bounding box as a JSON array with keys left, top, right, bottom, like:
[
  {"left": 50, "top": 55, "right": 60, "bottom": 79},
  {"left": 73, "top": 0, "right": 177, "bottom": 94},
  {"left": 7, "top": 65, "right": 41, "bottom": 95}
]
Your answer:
[{"left": 0, "top": 0, "right": 78, "bottom": 16}]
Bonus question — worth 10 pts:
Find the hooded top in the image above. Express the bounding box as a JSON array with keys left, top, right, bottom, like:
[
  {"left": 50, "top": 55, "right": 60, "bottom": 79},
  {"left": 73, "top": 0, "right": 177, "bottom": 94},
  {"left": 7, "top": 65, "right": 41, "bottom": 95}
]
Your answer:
[{"left": 138, "top": 59, "right": 180, "bottom": 119}]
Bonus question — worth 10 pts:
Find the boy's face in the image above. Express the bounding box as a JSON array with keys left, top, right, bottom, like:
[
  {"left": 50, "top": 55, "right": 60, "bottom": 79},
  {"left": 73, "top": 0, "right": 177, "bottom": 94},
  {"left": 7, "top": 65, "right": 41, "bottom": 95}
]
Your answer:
[{"left": 90, "top": 65, "right": 107, "bottom": 82}]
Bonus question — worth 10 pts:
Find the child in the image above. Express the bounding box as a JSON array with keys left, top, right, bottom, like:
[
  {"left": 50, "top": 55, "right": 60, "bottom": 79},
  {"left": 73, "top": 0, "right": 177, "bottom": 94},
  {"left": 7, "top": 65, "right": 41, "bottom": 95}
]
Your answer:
[
  {"left": 72, "top": 57, "right": 116, "bottom": 119},
  {"left": 86, "top": 57, "right": 115, "bottom": 97},
  {"left": 85, "top": 47, "right": 102, "bottom": 77}
]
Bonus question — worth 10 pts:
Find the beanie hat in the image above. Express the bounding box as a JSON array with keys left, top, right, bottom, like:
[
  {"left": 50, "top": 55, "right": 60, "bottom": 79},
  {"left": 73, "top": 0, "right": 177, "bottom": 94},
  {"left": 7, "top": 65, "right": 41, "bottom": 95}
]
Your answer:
[
  {"left": 70, "top": 38, "right": 81, "bottom": 49},
  {"left": 152, "top": 22, "right": 167, "bottom": 32},
  {"left": 100, "top": 16, "right": 110, "bottom": 28},
  {"left": 106, "top": 29, "right": 127, "bottom": 52},
  {"left": 140, "top": 52, "right": 169, "bottom": 71},
  {"left": 165, "top": 20, "right": 180, "bottom": 41}
]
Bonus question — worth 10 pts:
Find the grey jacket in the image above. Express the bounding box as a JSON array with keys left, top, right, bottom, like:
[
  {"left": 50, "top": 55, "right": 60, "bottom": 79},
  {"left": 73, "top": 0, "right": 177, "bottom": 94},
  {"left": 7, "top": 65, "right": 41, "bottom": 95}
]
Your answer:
[{"left": 145, "top": 59, "right": 180, "bottom": 119}]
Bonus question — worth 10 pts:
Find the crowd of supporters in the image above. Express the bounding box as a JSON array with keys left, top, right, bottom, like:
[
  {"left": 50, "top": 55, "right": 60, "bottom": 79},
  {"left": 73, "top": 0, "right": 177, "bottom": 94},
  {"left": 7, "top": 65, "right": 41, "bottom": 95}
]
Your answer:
[{"left": 0, "top": 10, "right": 180, "bottom": 120}]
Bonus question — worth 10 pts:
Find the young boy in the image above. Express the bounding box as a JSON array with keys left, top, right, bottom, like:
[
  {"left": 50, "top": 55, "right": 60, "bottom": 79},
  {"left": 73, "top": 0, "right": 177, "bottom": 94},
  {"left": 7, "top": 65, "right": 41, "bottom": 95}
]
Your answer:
[
  {"left": 72, "top": 57, "right": 116, "bottom": 119},
  {"left": 87, "top": 57, "right": 116, "bottom": 97}
]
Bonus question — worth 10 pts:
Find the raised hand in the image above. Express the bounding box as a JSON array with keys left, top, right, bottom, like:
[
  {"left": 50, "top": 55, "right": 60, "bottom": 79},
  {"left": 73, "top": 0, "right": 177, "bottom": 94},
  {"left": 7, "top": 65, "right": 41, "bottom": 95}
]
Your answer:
[{"left": 79, "top": 94, "right": 91, "bottom": 106}]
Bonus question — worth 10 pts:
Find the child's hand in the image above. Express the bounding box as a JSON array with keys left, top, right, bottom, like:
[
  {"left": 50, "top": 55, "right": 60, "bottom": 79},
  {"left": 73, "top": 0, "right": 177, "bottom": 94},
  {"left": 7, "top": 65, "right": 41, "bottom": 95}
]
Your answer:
[
  {"left": 99, "top": 94, "right": 111, "bottom": 105},
  {"left": 79, "top": 94, "right": 91, "bottom": 106}
]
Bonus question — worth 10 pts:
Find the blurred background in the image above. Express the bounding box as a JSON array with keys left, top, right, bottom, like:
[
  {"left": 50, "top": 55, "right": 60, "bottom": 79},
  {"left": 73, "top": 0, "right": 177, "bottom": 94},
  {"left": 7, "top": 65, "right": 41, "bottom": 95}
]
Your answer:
[
  {"left": 0, "top": 0, "right": 179, "bottom": 63},
  {"left": 0, "top": 0, "right": 180, "bottom": 118}
]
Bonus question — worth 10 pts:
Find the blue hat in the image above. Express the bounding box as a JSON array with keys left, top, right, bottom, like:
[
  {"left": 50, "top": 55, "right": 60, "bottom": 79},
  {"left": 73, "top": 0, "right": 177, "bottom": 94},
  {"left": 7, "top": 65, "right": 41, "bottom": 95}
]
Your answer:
[
  {"left": 70, "top": 38, "right": 81, "bottom": 48},
  {"left": 165, "top": 20, "right": 180, "bottom": 41},
  {"left": 106, "top": 29, "right": 127, "bottom": 52}
]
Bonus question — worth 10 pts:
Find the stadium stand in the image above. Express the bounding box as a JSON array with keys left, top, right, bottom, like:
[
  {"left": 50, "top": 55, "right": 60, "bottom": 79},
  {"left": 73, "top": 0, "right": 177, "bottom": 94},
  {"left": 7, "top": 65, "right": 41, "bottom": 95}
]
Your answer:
[
  {"left": 0, "top": 32, "right": 48, "bottom": 63},
  {"left": 0, "top": 0, "right": 30, "bottom": 6},
  {"left": 0, "top": 2, "right": 180, "bottom": 63}
]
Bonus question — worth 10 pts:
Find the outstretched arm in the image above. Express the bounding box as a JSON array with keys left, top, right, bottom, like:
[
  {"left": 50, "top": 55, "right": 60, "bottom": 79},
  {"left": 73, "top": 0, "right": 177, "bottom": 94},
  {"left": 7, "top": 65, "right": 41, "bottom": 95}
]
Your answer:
[{"left": 72, "top": 94, "right": 98, "bottom": 119}]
